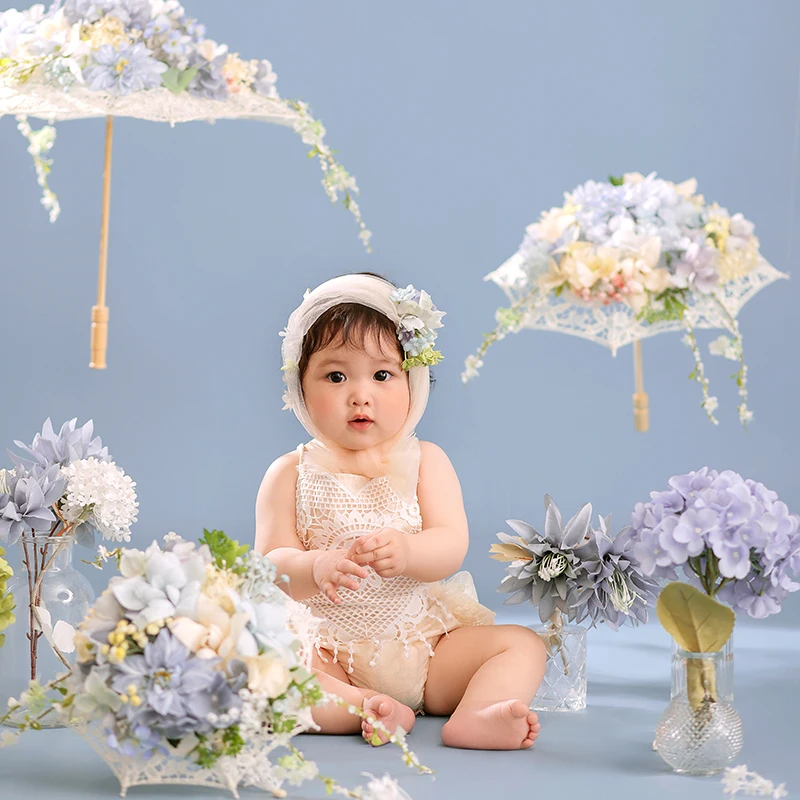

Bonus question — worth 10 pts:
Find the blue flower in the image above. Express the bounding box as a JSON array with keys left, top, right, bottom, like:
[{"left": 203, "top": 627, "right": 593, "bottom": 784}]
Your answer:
[
  {"left": 64, "top": 0, "right": 152, "bottom": 29},
  {"left": 111, "top": 628, "right": 242, "bottom": 740},
  {"left": 84, "top": 43, "right": 168, "bottom": 96},
  {"left": 187, "top": 51, "right": 228, "bottom": 101}
]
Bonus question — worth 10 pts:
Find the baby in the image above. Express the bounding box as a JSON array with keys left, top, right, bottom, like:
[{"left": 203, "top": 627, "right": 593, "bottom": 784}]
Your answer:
[{"left": 255, "top": 273, "right": 545, "bottom": 750}]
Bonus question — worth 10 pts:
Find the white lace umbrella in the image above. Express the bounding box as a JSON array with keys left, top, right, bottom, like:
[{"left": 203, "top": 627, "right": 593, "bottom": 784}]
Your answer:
[
  {"left": 471, "top": 253, "right": 787, "bottom": 431},
  {"left": 0, "top": 3, "right": 369, "bottom": 369}
]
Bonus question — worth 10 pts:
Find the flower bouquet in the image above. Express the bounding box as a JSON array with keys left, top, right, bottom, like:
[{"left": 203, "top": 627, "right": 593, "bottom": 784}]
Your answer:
[
  {"left": 629, "top": 468, "right": 800, "bottom": 775},
  {"left": 490, "top": 494, "right": 657, "bottom": 711},
  {"left": 0, "top": 530, "right": 428, "bottom": 798},
  {"left": 465, "top": 172, "right": 786, "bottom": 426},
  {"left": 0, "top": 418, "right": 137, "bottom": 720}
]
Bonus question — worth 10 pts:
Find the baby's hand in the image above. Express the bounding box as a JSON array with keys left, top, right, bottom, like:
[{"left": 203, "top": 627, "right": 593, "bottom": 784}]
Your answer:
[
  {"left": 351, "top": 528, "right": 410, "bottom": 579},
  {"left": 312, "top": 549, "right": 369, "bottom": 605}
]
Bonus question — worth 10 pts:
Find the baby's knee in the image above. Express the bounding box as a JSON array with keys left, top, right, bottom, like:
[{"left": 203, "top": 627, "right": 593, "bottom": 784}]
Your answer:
[{"left": 500, "top": 624, "right": 547, "bottom": 662}]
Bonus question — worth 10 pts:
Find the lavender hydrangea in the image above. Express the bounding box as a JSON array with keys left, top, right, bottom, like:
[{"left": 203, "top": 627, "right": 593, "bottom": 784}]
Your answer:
[
  {"left": 630, "top": 468, "right": 800, "bottom": 618},
  {"left": 63, "top": 0, "right": 152, "bottom": 29},
  {"left": 110, "top": 628, "right": 245, "bottom": 741},
  {"left": 84, "top": 42, "right": 168, "bottom": 96}
]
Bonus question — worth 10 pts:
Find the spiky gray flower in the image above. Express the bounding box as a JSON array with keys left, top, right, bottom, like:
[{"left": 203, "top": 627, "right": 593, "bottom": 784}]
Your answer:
[
  {"left": 491, "top": 494, "right": 592, "bottom": 624},
  {"left": 572, "top": 516, "right": 659, "bottom": 630}
]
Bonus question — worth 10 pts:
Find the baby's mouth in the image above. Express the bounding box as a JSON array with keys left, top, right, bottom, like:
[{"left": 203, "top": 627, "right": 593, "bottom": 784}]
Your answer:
[{"left": 348, "top": 416, "right": 374, "bottom": 429}]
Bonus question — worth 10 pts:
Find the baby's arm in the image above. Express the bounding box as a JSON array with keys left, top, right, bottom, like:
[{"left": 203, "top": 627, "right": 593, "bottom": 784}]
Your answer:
[
  {"left": 405, "top": 441, "right": 469, "bottom": 581},
  {"left": 255, "top": 452, "right": 367, "bottom": 604}
]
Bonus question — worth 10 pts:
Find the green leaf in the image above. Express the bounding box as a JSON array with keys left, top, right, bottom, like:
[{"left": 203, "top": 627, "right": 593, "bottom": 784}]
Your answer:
[
  {"left": 199, "top": 529, "right": 250, "bottom": 573},
  {"left": 656, "top": 582, "right": 734, "bottom": 653},
  {"left": 609, "top": 175, "right": 624, "bottom": 186},
  {"left": 161, "top": 66, "right": 198, "bottom": 95}
]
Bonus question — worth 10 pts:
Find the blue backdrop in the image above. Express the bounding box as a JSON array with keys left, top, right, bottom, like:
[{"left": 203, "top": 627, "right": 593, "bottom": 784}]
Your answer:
[{"left": 1, "top": 0, "right": 798, "bottom": 627}]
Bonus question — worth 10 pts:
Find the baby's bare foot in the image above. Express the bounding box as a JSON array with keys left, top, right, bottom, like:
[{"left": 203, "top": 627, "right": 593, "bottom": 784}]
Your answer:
[
  {"left": 361, "top": 694, "right": 416, "bottom": 746},
  {"left": 441, "top": 700, "right": 540, "bottom": 750}
]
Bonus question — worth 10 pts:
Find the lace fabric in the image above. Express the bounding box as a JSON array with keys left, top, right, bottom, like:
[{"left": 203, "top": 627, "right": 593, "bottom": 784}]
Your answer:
[{"left": 294, "top": 443, "right": 493, "bottom": 672}]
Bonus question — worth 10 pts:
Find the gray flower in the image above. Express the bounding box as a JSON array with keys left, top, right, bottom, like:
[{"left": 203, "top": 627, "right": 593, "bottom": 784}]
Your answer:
[
  {"left": 187, "top": 51, "right": 228, "bottom": 101},
  {"left": 0, "top": 466, "right": 64, "bottom": 545},
  {"left": 573, "top": 517, "right": 658, "bottom": 630},
  {"left": 492, "top": 495, "right": 592, "bottom": 624},
  {"left": 10, "top": 417, "right": 108, "bottom": 476}
]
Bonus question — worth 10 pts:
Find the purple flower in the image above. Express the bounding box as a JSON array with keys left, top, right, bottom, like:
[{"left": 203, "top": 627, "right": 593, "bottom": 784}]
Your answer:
[
  {"left": 629, "top": 468, "right": 800, "bottom": 618},
  {"left": 253, "top": 59, "right": 278, "bottom": 99},
  {"left": 64, "top": 0, "right": 152, "bottom": 29},
  {"left": 9, "top": 417, "right": 108, "bottom": 476},
  {"left": 0, "top": 466, "right": 64, "bottom": 545},
  {"left": 672, "top": 507, "right": 717, "bottom": 557},
  {"left": 84, "top": 43, "right": 168, "bottom": 96},
  {"left": 672, "top": 241, "right": 720, "bottom": 294},
  {"left": 187, "top": 50, "right": 228, "bottom": 101},
  {"left": 111, "top": 629, "right": 242, "bottom": 740}
]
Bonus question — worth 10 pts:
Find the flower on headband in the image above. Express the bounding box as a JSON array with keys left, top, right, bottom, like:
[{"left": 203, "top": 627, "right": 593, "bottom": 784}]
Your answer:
[{"left": 390, "top": 285, "right": 445, "bottom": 370}]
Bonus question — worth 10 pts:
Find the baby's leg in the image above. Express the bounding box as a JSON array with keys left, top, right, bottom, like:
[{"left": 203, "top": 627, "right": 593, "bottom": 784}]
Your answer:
[
  {"left": 310, "top": 648, "right": 415, "bottom": 740},
  {"left": 423, "top": 625, "right": 546, "bottom": 750}
]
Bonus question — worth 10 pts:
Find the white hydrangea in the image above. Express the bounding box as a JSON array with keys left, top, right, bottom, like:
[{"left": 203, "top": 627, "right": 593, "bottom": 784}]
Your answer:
[
  {"left": 60, "top": 457, "right": 138, "bottom": 542},
  {"left": 360, "top": 774, "right": 412, "bottom": 800},
  {"left": 722, "top": 765, "right": 788, "bottom": 798}
]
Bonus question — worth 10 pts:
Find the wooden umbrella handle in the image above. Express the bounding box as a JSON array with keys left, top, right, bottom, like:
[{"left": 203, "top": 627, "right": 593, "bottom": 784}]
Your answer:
[
  {"left": 633, "top": 339, "right": 649, "bottom": 432},
  {"left": 90, "top": 115, "right": 114, "bottom": 370}
]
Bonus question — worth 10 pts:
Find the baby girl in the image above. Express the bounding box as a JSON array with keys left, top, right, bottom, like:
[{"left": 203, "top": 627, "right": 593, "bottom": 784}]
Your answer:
[{"left": 255, "top": 273, "right": 545, "bottom": 749}]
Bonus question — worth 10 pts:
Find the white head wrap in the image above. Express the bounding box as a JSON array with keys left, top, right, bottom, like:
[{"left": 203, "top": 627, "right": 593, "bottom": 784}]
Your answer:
[{"left": 280, "top": 274, "right": 441, "bottom": 498}]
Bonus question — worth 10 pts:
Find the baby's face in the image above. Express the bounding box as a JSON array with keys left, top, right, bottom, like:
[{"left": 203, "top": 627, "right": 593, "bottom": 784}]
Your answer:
[{"left": 301, "top": 333, "right": 410, "bottom": 451}]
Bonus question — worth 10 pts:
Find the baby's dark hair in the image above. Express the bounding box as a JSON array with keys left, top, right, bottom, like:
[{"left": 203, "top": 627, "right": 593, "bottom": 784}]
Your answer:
[{"left": 298, "top": 273, "right": 403, "bottom": 381}]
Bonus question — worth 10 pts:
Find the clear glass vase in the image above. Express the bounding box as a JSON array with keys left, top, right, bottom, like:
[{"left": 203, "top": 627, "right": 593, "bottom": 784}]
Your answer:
[
  {"left": 655, "top": 649, "right": 743, "bottom": 775},
  {"left": 1, "top": 533, "right": 94, "bottom": 728},
  {"left": 529, "top": 621, "right": 587, "bottom": 712},
  {"left": 672, "top": 636, "right": 733, "bottom": 702}
]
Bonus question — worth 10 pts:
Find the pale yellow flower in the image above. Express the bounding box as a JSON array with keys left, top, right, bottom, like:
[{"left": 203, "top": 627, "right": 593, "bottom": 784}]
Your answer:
[
  {"left": 222, "top": 53, "right": 257, "bottom": 93},
  {"left": 530, "top": 204, "right": 578, "bottom": 245},
  {"left": 169, "top": 594, "right": 252, "bottom": 661},
  {"left": 243, "top": 654, "right": 292, "bottom": 698},
  {"left": 82, "top": 18, "right": 134, "bottom": 49}
]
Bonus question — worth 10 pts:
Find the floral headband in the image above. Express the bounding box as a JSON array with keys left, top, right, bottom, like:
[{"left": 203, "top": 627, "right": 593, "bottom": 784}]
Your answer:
[{"left": 389, "top": 284, "right": 445, "bottom": 370}]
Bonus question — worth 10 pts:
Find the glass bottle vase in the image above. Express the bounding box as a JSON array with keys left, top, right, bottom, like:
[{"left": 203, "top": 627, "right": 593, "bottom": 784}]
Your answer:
[
  {"left": 529, "top": 619, "right": 587, "bottom": 712},
  {"left": 1, "top": 533, "right": 94, "bottom": 728},
  {"left": 655, "top": 648, "right": 743, "bottom": 776}
]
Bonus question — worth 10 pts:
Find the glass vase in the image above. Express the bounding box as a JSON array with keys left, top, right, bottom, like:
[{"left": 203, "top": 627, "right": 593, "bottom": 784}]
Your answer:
[
  {"left": 529, "top": 620, "right": 587, "bottom": 712},
  {"left": 1, "top": 533, "right": 94, "bottom": 729},
  {"left": 655, "top": 649, "right": 743, "bottom": 775},
  {"left": 672, "top": 635, "right": 733, "bottom": 702}
]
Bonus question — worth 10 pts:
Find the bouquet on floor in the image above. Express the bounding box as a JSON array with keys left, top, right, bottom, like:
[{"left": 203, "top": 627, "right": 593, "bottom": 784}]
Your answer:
[{"left": 0, "top": 530, "right": 428, "bottom": 798}]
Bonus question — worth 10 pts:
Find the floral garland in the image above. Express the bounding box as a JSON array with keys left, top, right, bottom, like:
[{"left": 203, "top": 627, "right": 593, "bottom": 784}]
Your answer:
[
  {"left": 0, "top": 2, "right": 370, "bottom": 248},
  {"left": 464, "top": 172, "right": 766, "bottom": 425}
]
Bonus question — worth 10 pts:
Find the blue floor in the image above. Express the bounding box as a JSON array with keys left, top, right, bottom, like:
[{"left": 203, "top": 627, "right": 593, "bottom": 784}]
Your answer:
[{"left": 1, "top": 620, "right": 797, "bottom": 799}]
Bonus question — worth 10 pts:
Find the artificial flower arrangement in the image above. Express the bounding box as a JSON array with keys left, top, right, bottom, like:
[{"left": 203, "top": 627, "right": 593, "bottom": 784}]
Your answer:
[
  {"left": 0, "top": 1, "right": 370, "bottom": 246},
  {"left": 629, "top": 468, "right": 799, "bottom": 774},
  {"left": 491, "top": 494, "right": 658, "bottom": 630},
  {"left": 0, "top": 547, "right": 14, "bottom": 649},
  {"left": 490, "top": 495, "right": 658, "bottom": 710},
  {"left": 0, "top": 530, "right": 427, "bottom": 799},
  {"left": 0, "top": 418, "right": 138, "bottom": 686},
  {"left": 465, "top": 172, "right": 776, "bottom": 425},
  {"left": 390, "top": 285, "right": 446, "bottom": 370}
]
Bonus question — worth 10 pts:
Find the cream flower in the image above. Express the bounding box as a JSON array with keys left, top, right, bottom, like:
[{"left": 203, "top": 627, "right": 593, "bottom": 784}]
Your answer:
[
  {"left": 169, "top": 593, "right": 253, "bottom": 661},
  {"left": 243, "top": 653, "right": 292, "bottom": 698},
  {"left": 197, "top": 38, "right": 224, "bottom": 62},
  {"left": 530, "top": 204, "right": 578, "bottom": 245},
  {"left": 222, "top": 52, "right": 256, "bottom": 93}
]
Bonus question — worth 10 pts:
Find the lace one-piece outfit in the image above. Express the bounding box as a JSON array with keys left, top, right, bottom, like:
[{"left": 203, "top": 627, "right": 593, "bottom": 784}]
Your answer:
[{"left": 295, "top": 442, "right": 495, "bottom": 711}]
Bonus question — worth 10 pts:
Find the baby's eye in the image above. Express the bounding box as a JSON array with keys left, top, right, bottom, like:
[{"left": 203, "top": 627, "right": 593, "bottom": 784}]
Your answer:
[
  {"left": 326, "top": 371, "right": 346, "bottom": 384},
  {"left": 374, "top": 370, "right": 392, "bottom": 382}
]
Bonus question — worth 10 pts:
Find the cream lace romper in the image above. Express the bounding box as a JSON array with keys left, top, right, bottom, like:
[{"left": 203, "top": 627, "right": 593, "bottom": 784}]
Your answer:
[{"left": 295, "top": 442, "right": 495, "bottom": 712}]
